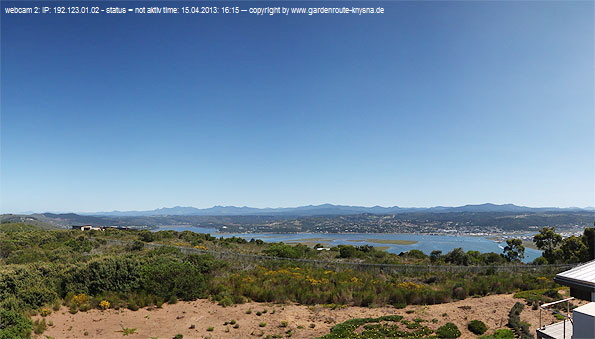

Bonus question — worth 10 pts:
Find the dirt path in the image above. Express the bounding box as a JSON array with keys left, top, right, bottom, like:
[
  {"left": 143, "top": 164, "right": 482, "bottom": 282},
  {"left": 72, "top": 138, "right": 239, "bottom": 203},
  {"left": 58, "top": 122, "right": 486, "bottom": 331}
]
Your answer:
[{"left": 34, "top": 294, "right": 575, "bottom": 339}]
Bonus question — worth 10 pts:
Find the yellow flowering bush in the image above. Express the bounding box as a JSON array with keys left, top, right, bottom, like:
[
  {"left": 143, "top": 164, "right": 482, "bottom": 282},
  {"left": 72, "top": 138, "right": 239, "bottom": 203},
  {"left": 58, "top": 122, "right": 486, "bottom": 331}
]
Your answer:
[
  {"left": 396, "top": 282, "right": 422, "bottom": 289},
  {"left": 99, "top": 300, "right": 110, "bottom": 310},
  {"left": 72, "top": 293, "right": 89, "bottom": 306}
]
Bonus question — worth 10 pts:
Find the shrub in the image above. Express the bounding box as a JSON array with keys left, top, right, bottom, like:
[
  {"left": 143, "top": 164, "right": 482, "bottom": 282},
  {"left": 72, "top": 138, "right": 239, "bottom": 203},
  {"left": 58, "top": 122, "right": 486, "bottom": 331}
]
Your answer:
[
  {"left": 519, "top": 322, "right": 533, "bottom": 339},
  {"left": 99, "top": 300, "right": 110, "bottom": 310},
  {"left": 436, "top": 322, "right": 461, "bottom": 338},
  {"left": 319, "top": 315, "right": 405, "bottom": 338},
  {"left": 494, "top": 328, "right": 516, "bottom": 339},
  {"left": 207, "top": 327, "right": 214, "bottom": 331},
  {"left": 62, "top": 257, "right": 143, "bottom": 296},
  {"left": 507, "top": 302, "right": 524, "bottom": 329},
  {"left": 259, "top": 322, "right": 267, "bottom": 327},
  {"left": 127, "top": 301, "right": 139, "bottom": 311},
  {"left": 453, "top": 286, "right": 468, "bottom": 300},
  {"left": 264, "top": 243, "right": 313, "bottom": 259},
  {"left": 218, "top": 295, "right": 233, "bottom": 307},
  {"left": 33, "top": 318, "right": 47, "bottom": 334},
  {"left": 141, "top": 257, "right": 208, "bottom": 301},
  {"left": 121, "top": 327, "right": 136, "bottom": 336},
  {"left": 0, "top": 309, "right": 32, "bottom": 338},
  {"left": 168, "top": 295, "right": 178, "bottom": 304},
  {"left": 478, "top": 329, "right": 515, "bottom": 339},
  {"left": 40, "top": 308, "right": 52, "bottom": 317},
  {"left": 468, "top": 320, "right": 488, "bottom": 335},
  {"left": 280, "top": 321, "right": 288, "bottom": 327},
  {"left": 72, "top": 293, "right": 89, "bottom": 306},
  {"left": 126, "top": 240, "right": 145, "bottom": 251},
  {"left": 17, "top": 285, "right": 58, "bottom": 309},
  {"left": 155, "top": 299, "right": 164, "bottom": 308}
]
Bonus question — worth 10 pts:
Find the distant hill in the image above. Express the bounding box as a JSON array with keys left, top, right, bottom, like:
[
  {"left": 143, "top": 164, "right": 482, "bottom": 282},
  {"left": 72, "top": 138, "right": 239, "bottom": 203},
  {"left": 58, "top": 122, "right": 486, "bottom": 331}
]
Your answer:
[
  {"left": 0, "top": 222, "right": 51, "bottom": 232},
  {"left": 84, "top": 203, "right": 592, "bottom": 217},
  {"left": 0, "top": 215, "right": 61, "bottom": 230},
  {"left": 4, "top": 206, "right": 593, "bottom": 233}
]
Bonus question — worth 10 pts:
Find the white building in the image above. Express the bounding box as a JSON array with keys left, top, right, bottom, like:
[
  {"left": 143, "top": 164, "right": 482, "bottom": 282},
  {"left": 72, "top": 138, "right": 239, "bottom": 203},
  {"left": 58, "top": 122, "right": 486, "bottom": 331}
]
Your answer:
[{"left": 537, "top": 260, "right": 595, "bottom": 339}]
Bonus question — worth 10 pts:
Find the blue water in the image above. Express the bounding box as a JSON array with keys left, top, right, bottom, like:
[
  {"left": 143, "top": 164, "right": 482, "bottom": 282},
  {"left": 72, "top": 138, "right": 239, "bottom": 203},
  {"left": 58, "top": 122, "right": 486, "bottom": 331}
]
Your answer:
[{"left": 154, "top": 226, "right": 541, "bottom": 263}]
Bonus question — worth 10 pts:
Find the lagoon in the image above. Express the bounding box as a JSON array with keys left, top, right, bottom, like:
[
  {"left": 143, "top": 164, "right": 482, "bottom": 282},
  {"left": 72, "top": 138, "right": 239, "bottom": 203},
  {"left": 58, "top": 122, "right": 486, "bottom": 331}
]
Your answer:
[{"left": 154, "top": 226, "right": 541, "bottom": 263}]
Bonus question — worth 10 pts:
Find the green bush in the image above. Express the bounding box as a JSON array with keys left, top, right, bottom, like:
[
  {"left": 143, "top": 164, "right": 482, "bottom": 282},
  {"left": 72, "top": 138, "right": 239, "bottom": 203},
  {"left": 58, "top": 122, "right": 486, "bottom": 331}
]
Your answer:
[
  {"left": 61, "top": 256, "right": 143, "bottom": 296},
  {"left": 318, "top": 314, "right": 436, "bottom": 338},
  {"left": 478, "top": 329, "right": 515, "bottom": 339},
  {"left": 507, "top": 302, "right": 524, "bottom": 329},
  {"left": 263, "top": 243, "right": 313, "bottom": 259},
  {"left": 140, "top": 257, "right": 209, "bottom": 300},
  {"left": 0, "top": 227, "right": 567, "bottom": 339},
  {"left": 519, "top": 322, "right": 533, "bottom": 339},
  {"left": 126, "top": 240, "right": 145, "bottom": 251},
  {"left": 468, "top": 320, "right": 488, "bottom": 335},
  {"left": 0, "top": 309, "right": 32, "bottom": 339},
  {"left": 436, "top": 322, "right": 461, "bottom": 338},
  {"left": 33, "top": 318, "right": 47, "bottom": 334}
]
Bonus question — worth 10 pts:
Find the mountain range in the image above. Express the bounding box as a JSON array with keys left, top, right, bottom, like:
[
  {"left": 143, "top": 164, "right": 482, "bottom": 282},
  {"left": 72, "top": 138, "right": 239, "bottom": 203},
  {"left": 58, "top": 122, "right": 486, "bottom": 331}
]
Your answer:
[{"left": 84, "top": 203, "right": 594, "bottom": 217}]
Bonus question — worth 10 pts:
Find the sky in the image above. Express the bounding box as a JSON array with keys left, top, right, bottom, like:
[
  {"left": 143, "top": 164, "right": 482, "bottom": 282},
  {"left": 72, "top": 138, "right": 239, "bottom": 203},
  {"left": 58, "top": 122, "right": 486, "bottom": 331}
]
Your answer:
[{"left": 1, "top": 1, "right": 594, "bottom": 213}]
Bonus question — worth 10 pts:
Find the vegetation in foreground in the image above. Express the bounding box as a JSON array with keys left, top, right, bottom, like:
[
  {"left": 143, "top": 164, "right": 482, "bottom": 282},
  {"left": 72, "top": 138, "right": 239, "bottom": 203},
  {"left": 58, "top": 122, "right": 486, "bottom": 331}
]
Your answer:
[{"left": 0, "top": 222, "right": 593, "bottom": 338}]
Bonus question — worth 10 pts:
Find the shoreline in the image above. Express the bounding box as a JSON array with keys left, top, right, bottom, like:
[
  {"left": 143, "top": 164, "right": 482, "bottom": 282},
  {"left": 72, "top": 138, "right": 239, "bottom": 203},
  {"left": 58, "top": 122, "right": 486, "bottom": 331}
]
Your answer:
[{"left": 157, "top": 226, "right": 533, "bottom": 238}]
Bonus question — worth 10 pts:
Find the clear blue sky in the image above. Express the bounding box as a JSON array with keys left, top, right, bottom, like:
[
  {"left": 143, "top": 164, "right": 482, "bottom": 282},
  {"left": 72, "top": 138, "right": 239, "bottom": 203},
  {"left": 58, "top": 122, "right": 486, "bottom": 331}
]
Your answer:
[{"left": 1, "top": 1, "right": 593, "bottom": 213}]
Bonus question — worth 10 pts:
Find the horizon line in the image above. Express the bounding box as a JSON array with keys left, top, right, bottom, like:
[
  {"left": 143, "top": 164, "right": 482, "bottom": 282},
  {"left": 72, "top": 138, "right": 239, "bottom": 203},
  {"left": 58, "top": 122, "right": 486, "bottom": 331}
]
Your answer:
[{"left": 3, "top": 202, "right": 595, "bottom": 215}]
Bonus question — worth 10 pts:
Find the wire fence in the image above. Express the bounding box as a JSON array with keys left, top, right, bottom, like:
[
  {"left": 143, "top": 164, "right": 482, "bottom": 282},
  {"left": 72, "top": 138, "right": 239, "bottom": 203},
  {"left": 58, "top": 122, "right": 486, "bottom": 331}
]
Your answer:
[{"left": 102, "top": 238, "right": 577, "bottom": 275}]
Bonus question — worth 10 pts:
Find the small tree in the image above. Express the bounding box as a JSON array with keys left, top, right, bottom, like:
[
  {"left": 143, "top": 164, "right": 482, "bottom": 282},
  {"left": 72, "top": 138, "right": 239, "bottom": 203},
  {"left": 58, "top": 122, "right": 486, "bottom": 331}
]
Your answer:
[
  {"left": 581, "top": 226, "right": 594, "bottom": 262},
  {"left": 503, "top": 239, "right": 525, "bottom": 262},
  {"left": 559, "top": 236, "right": 588, "bottom": 263},
  {"left": 534, "top": 227, "right": 562, "bottom": 263},
  {"left": 444, "top": 248, "right": 469, "bottom": 266},
  {"left": 430, "top": 250, "right": 442, "bottom": 263}
]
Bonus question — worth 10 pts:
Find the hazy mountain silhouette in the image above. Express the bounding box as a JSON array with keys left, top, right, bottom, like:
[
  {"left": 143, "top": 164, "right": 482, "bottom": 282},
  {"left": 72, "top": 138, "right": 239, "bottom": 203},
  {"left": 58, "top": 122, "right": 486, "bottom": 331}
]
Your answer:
[{"left": 86, "top": 203, "right": 590, "bottom": 217}]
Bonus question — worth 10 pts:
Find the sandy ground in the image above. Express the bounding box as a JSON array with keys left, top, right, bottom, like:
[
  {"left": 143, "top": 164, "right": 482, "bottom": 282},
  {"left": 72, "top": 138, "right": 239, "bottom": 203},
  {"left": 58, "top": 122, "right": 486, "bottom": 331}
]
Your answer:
[{"left": 34, "top": 293, "right": 580, "bottom": 339}]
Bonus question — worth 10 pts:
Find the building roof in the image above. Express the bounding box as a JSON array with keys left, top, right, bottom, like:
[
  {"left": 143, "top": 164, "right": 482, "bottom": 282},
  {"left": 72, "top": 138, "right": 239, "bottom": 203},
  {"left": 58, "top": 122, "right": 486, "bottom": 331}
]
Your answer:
[
  {"left": 573, "top": 302, "right": 595, "bottom": 316},
  {"left": 554, "top": 260, "right": 595, "bottom": 291}
]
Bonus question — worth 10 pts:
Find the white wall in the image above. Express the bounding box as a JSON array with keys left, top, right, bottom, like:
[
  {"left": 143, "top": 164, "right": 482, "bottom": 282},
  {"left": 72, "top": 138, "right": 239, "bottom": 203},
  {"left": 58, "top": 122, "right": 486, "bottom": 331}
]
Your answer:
[{"left": 573, "top": 302, "right": 595, "bottom": 339}]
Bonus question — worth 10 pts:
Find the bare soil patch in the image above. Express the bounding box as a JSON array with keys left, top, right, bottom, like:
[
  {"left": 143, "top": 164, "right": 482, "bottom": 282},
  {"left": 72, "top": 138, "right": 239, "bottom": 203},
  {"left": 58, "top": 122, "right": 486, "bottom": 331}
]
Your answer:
[{"left": 34, "top": 293, "right": 580, "bottom": 339}]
